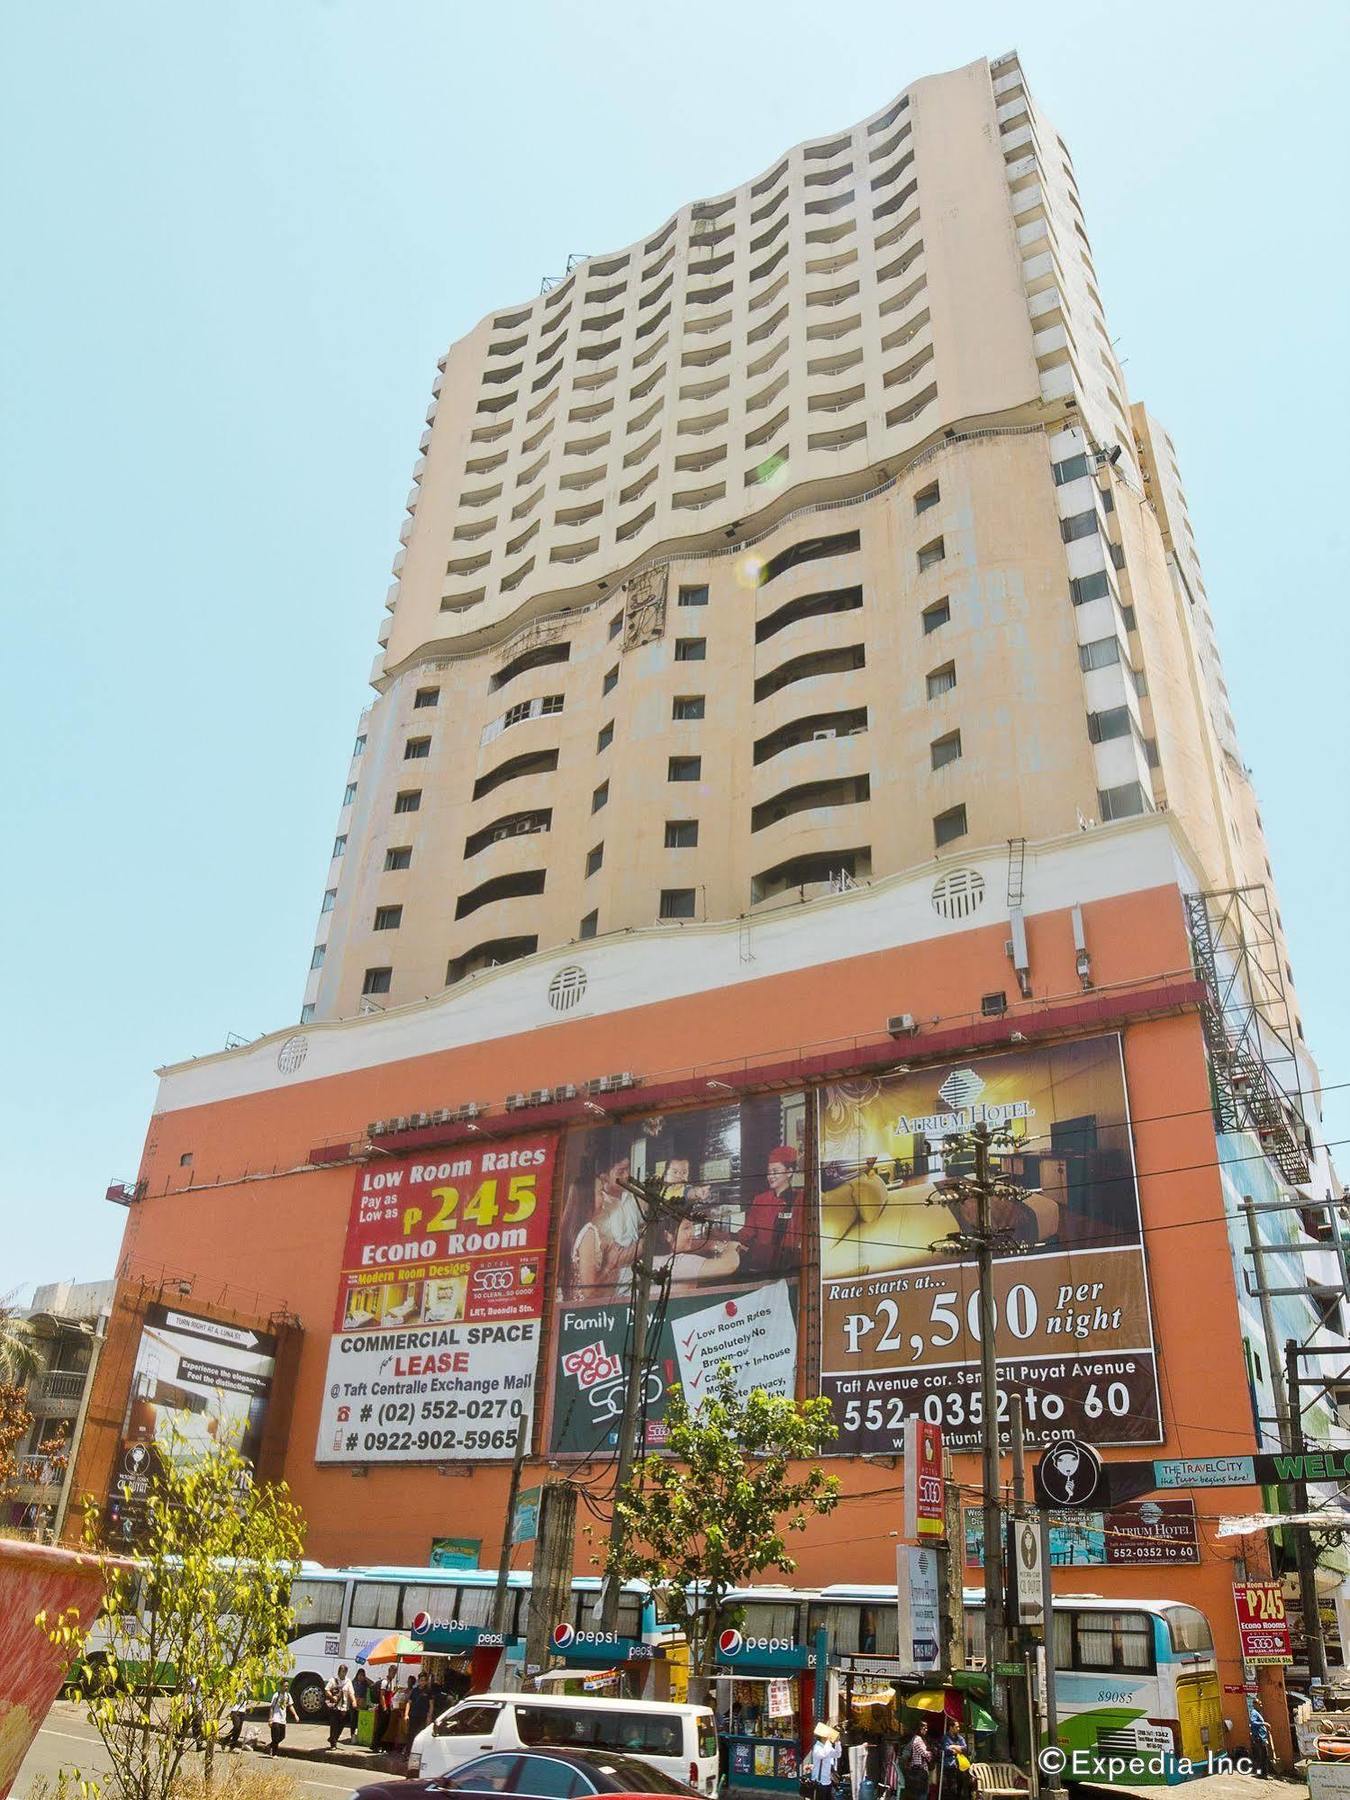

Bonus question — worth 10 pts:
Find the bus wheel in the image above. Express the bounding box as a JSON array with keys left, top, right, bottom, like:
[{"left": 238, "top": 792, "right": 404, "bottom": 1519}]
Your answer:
[{"left": 292, "top": 1674, "right": 326, "bottom": 1719}]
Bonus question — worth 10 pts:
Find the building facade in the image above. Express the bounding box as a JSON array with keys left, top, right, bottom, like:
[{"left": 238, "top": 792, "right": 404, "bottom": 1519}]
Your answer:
[
  {"left": 5, "top": 1280, "right": 112, "bottom": 1543},
  {"left": 75, "top": 50, "right": 1343, "bottom": 1752},
  {"left": 300, "top": 51, "right": 1294, "bottom": 1034}
]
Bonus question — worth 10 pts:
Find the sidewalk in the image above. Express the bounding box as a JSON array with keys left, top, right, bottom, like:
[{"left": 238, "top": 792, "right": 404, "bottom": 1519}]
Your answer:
[
  {"left": 263, "top": 1717, "right": 408, "bottom": 1775},
  {"left": 1077, "top": 1774, "right": 1307, "bottom": 1800}
]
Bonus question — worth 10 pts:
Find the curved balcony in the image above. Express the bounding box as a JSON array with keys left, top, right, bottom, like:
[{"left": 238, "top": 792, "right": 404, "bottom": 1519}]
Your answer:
[
  {"left": 754, "top": 642, "right": 865, "bottom": 706},
  {"left": 750, "top": 723, "right": 870, "bottom": 799},
  {"left": 461, "top": 819, "right": 553, "bottom": 877},
  {"left": 453, "top": 871, "right": 547, "bottom": 924},
  {"left": 753, "top": 668, "right": 869, "bottom": 741},
  {"left": 755, "top": 591, "right": 863, "bottom": 661}
]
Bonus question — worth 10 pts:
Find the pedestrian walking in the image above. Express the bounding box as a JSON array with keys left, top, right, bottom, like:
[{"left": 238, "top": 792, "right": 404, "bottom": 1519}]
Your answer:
[
  {"left": 810, "top": 1723, "right": 841, "bottom": 1800},
  {"left": 268, "top": 1687, "right": 297, "bottom": 1756},
  {"left": 326, "top": 1663, "right": 357, "bottom": 1748},
  {"left": 224, "top": 1690, "right": 247, "bottom": 1751},
  {"left": 403, "top": 1671, "right": 435, "bottom": 1756},
  {"left": 1248, "top": 1702, "right": 1273, "bottom": 1779},
  {"left": 900, "top": 1726, "right": 932, "bottom": 1800}
]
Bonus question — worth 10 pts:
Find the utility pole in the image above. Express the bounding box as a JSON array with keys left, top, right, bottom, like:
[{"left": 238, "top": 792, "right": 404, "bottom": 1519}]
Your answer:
[
  {"left": 1010, "top": 1397, "right": 1039, "bottom": 1796},
  {"left": 974, "top": 1126, "right": 1009, "bottom": 1751},
  {"left": 932, "top": 1120, "right": 1026, "bottom": 1754},
  {"left": 599, "top": 1177, "right": 669, "bottom": 1633},
  {"left": 492, "top": 1411, "right": 529, "bottom": 1634},
  {"left": 1285, "top": 1339, "right": 1330, "bottom": 1689}
]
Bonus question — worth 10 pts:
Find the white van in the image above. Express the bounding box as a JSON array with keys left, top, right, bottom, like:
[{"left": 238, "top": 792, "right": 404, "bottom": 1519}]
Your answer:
[{"left": 410, "top": 1691, "right": 719, "bottom": 1793}]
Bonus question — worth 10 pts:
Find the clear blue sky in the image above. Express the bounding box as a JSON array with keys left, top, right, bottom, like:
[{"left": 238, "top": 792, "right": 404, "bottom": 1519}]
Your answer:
[{"left": 3, "top": 1, "right": 1346, "bottom": 1301}]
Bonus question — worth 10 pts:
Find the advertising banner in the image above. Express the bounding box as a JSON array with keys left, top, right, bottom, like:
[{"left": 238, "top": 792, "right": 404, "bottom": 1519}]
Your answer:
[
  {"left": 548, "top": 1094, "right": 805, "bottom": 1454},
  {"left": 902, "top": 1417, "right": 945, "bottom": 1541},
  {"left": 817, "top": 1035, "right": 1161, "bottom": 1452},
  {"left": 106, "top": 1305, "right": 277, "bottom": 1543},
  {"left": 1234, "top": 1580, "right": 1294, "bottom": 1666},
  {"left": 967, "top": 1498, "right": 1200, "bottom": 1566},
  {"left": 315, "top": 1135, "right": 557, "bottom": 1463},
  {"left": 896, "top": 1544, "right": 941, "bottom": 1673}
]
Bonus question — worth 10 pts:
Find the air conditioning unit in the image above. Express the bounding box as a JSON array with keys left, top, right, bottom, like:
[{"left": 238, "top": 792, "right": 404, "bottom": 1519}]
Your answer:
[
  {"left": 505, "top": 1093, "right": 529, "bottom": 1112},
  {"left": 410, "top": 1113, "right": 430, "bottom": 1129},
  {"left": 453, "top": 1102, "right": 484, "bottom": 1122},
  {"left": 813, "top": 729, "right": 837, "bottom": 741},
  {"left": 430, "top": 1108, "right": 453, "bottom": 1126},
  {"left": 367, "top": 1121, "right": 388, "bottom": 1138},
  {"left": 615, "top": 1071, "right": 636, "bottom": 1090},
  {"left": 528, "top": 1088, "right": 554, "bottom": 1106},
  {"left": 585, "top": 1078, "right": 608, "bottom": 1096},
  {"left": 887, "top": 1014, "right": 919, "bottom": 1037},
  {"left": 555, "top": 1083, "right": 579, "bottom": 1101},
  {"left": 391, "top": 1116, "right": 410, "bottom": 1132}
]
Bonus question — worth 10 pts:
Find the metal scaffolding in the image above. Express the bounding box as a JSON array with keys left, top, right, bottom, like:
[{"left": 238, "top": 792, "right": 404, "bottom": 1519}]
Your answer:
[{"left": 1185, "top": 885, "right": 1310, "bottom": 1183}]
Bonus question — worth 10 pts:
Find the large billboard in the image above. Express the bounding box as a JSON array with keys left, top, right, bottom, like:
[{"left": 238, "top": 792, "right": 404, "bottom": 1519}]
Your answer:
[
  {"left": 315, "top": 1134, "right": 557, "bottom": 1464},
  {"left": 817, "top": 1035, "right": 1161, "bottom": 1453},
  {"left": 549, "top": 1093, "right": 805, "bottom": 1455},
  {"left": 106, "top": 1305, "right": 277, "bottom": 1542}
]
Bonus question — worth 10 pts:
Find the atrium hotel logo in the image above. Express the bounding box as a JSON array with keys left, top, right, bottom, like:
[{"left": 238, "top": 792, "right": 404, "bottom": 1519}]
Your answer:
[{"left": 891, "top": 1068, "right": 1037, "bottom": 1138}]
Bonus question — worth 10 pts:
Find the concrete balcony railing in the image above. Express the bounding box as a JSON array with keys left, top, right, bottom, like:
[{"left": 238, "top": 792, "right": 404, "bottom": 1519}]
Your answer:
[
  {"left": 750, "top": 726, "right": 869, "bottom": 800},
  {"left": 26, "top": 1371, "right": 86, "bottom": 1418}
]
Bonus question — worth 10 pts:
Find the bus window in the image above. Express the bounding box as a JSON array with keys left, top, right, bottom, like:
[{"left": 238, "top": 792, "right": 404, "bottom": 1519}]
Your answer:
[
  {"left": 1052, "top": 1610, "right": 1071, "bottom": 1670},
  {"left": 964, "top": 1608, "right": 986, "bottom": 1667},
  {"left": 1162, "top": 1606, "right": 1213, "bottom": 1654},
  {"left": 1074, "top": 1611, "right": 1154, "bottom": 1673},
  {"left": 350, "top": 1581, "right": 402, "bottom": 1631},
  {"left": 568, "top": 1592, "right": 641, "bottom": 1639},
  {"left": 292, "top": 1578, "right": 344, "bottom": 1634},
  {"left": 400, "top": 1584, "right": 444, "bottom": 1628},
  {"left": 808, "top": 1603, "right": 897, "bottom": 1656},
  {"left": 738, "top": 1602, "right": 801, "bottom": 1642}
]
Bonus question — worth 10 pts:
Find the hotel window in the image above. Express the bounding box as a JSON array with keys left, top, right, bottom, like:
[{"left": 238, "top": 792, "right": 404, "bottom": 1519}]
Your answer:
[
  {"left": 926, "top": 662, "right": 956, "bottom": 699},
  {"left": 660, "top": 888, "right": 697, "bottom": 919},
  {"left": 343, "top": 783, "right": 357, "bottom": 806},
  {"left": 665, "top": 820, "right": 699, "bottom": 848},
  {"left": 374, "top": 905, "right": 403, "bottom": 931},
  {"left": 674, "top": 638, "right": 706, "bottom": 661},
  {"left": 933, "top": 803, "right": 968, "bottom": 847},
  {"left": 679, "top": 584, "right": 709, "bottom": 606},
  {"left": 1079, "top": 637, "right": 1121, "bottom": 672},
  {"left": 1120, "top": 604, "right": 1137, "bottom": 633},
  {"left": 332, "top": 834, "right": 347, "bottom": 858},
  {"left": 1070, "top": 570, "right": 1111, "bottom": 605},
  {"left": 405, "top": 736, "right": 431, "bottom": 759},
  {"left": 1052, "top": 452, "right": 1091, "bottom": 485},
  {"left": 579, "top": 910, "right": 599, "bottom": 940},
  {"left": 669, "top": 755, "right": 702, "bottom": 781},
  {"left": 1061, "top": 510, "right": 1098, "bottom": 543},
  {"left": 394, "top": 790, "right": 422, "bottom": 813},
  {"left": 1087, "top": 707, "right": 1131, "bottom": 743},
  {"left": 1109, "top": 540, "right": 1126, "bottom": 569},
  {"left": 917, "top": 536, "right": 945, "bottom": 571},
  {"left": 922, "top": 598, "right": 950, "bottom": 635},
  {"left": 300, "top": 1004, "right": 315, "bottom": 1024},
  {"left": 673, "top": 695, "right": 705, "bottom": 720},
  {"left": 353, "top": 733, "right": 367, "bottom": 756},
  {"left": 608, "top": 612, "right": 624, "bottom": 639},
  {"left": 362, "top": 968, "right": 392, "bottom": 996},
  {"left": 914, "top": 481, "right": 940, "bottom": 515},
  {"left": 321, "top": 888, "right": 337, "bottom": 912},
  {"left": 930, "top": 730, "right": 962, "bottom": 770},
  {"left": 603, "top": 664, "right": 619, "bottom": 695},
  {"left": 1097, "top": 781, "right": 1148, "bottom": 821},
  {"left": 414, "top": 687, "right": 440, "bottom": 708},
  {"left": 585, "top": 843, "right": 604, "bottom": 876},
  {"left": 592, "top": 781, "right": 609, "bottom": 812},
  {"left": 310, "top": 945, "right": 325, "bottom": 970},
  {"left": 597, "top": 721, "right": 614, "bottom": 752},
  {"left": 385, "top": 847, "right": 412, "bottom": 871}
]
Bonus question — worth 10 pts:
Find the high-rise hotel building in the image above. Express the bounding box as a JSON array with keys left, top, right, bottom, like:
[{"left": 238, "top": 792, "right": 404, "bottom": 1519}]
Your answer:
[
  {"left": 301, "top": 50, "right": 1290, "bottom": 1028},
  {"left": 79, "top": 53, "right": 1342, "bottom": 1721}
]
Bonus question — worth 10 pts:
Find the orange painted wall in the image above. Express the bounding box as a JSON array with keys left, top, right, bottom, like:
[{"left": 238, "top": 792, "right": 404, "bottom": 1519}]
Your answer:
[{"left": 74, "top": 880, "right": 1276, "bottom": 1737}]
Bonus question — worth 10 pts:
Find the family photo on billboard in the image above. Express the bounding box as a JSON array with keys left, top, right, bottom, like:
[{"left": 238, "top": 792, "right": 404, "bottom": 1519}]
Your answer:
[{"left": 549, "top": 1092, "right": 805, "bottom": 1455}]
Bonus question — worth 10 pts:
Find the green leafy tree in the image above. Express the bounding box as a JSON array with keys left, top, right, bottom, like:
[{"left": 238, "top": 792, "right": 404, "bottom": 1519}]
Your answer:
[
  {"left": 0, "top": 1290, "right": 40, "bottom": 1382},
  {"left": 42, "top": 1437, "right": 306, "bottom": 1799},
  {"left": 605, "top": 1365, "right": 840, "bottom": 1700}
]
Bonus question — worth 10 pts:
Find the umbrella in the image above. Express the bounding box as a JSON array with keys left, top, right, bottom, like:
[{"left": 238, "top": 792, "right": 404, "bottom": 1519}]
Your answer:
[
  {"left": 967, "top": 1705, "right": 998, "bottom": 1735},
  {"left": 904, "top": 1693, "right": 947, "bottom": 1713},
  {"left": 363, "top": 1632, "right": 423, "bottom": 1665}
]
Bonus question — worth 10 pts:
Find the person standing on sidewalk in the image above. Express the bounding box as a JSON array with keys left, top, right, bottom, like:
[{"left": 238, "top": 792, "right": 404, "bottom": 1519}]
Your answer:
[
  {"left": 268, "top": 1687, "right": 297, "bottom": 1756},
  {"left": 326, "top": 1664, "right": 357, "bottom": 1748}
]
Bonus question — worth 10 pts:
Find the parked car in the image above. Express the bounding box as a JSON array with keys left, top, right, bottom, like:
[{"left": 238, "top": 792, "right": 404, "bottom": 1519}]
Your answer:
[
  {"left": 408, "top": 1693, "right": 719, "bottom": 1793},
  {"left": 349, "top": 1747, "right": 703, "bottom": 1800}
]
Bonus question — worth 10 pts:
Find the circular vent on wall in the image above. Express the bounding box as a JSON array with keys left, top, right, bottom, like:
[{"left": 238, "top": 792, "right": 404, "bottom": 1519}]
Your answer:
[
  {"left": 276, "top": 1035, "right": 309, "bottom": 1075},
  {"left": 931, "top": 868, "right": 987, "bottom": 922},
  {"left": 547, "top": 966, "right": 588, "bottom": 1013}
]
